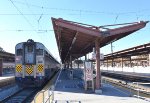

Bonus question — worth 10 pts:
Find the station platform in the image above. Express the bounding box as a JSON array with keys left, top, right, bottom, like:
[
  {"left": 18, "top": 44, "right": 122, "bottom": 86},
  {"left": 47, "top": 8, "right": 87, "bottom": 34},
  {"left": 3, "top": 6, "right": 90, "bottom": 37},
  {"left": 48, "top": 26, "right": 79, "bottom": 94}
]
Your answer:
[
  {"left": 54, "top": 68, "right": 149, "bottom": 103},
  {"left": 101, "top": 70, "right": 150, "bottom": 82},
  {"left": 0, "top": 76, "right": 14, "bottom": 80},
  {"left": 0, "top": 76, "right": 15, "bottom": 87},
  {"left": 102, "top": 70, "right": 150, "bottom": 77}
]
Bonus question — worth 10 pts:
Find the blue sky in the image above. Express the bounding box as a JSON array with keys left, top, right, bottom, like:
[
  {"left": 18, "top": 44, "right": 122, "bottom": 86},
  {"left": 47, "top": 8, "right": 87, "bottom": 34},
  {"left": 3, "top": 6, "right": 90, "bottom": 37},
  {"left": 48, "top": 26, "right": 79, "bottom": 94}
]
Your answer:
[{"left": 0, "top": 0, "right": 150, "bottom": 62}]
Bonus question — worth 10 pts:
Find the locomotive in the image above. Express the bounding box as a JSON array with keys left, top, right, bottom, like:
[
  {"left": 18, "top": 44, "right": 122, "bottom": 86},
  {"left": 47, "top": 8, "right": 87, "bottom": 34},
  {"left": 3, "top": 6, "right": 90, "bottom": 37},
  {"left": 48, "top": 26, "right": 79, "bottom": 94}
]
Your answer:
[{"left": 15, "top": 39, "right": 60, "bottom": 87}]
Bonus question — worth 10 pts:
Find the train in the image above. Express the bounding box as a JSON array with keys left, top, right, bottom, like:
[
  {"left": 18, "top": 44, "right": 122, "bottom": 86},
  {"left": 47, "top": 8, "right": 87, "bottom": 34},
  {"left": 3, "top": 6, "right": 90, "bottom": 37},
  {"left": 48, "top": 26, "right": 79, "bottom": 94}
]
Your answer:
[{"left": 15, "top": 39, "right": 60, "bottom": 87}]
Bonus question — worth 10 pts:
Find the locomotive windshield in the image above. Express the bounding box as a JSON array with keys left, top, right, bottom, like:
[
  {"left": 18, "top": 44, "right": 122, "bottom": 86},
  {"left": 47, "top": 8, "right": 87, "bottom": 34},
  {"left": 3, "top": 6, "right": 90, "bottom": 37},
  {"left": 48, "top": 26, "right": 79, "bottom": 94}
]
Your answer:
[
  {"left": 16, "top": 49, "right": 23, "bottom": 56},
  {"left": 36, "top": 49, "right": 43, "bottom": 55}
]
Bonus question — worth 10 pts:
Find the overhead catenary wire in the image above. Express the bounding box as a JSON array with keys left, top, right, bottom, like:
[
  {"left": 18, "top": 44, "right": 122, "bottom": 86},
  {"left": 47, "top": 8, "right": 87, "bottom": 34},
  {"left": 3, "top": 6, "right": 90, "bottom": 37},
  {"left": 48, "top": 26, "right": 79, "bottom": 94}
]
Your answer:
[
  {"left": 0, "top": 13, "right": 93, "bottom": 16},
  {"left": 109, "top": 15, "right": 119, "bottom": 55},
  {"left": 4, "top": 0, "right": 150, "bottom": 34},
  {"left": 37, "top": 5, "right": 44, "bottom": 30},
  {"left": 1, "top": 0, "right": 150, "bottom": 20},
  {"left": 0, "top": 29, "right": 54, "bottom": 32},
  {"left": 9, "top": 0, "right": 36, "bottom": 31},
  {"left": 11, "top": 0, "right": 150, "bottom": 16},
  {"left": 10, "top": 0, "right": 150, "bottom": 26},
  {"left": 4, "top": 0, "right": 150, "bottom": 29},
  {"left": 114, "top": 15, "right": 119, "bottom": 24},
  {"left": 0, "top": 20, "right": 149, "bottom": 33},
  {"left": 23, "top": 0, "right": 37, "bottom": 22}
]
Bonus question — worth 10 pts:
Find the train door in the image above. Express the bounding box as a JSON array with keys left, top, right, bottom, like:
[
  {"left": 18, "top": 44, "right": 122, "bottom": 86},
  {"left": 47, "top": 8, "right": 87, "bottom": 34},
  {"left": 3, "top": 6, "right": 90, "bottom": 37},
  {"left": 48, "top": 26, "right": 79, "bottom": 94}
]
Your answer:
[
  {"left": 24, "top": 41, "right": 36, "bottom": 78},
  {"left": 24, "top": 44, "right": 35, "bottom": 64}
]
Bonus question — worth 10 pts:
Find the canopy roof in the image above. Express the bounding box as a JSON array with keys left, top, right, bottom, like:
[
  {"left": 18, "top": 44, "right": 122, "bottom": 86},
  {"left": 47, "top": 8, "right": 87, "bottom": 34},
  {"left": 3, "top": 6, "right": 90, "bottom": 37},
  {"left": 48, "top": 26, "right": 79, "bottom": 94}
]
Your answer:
[
  {"left": 52, "top": 18, "right": 148, "bottom": 63},
  {"left": 104, "top": 42, "right": 150, "bottom": 59}
]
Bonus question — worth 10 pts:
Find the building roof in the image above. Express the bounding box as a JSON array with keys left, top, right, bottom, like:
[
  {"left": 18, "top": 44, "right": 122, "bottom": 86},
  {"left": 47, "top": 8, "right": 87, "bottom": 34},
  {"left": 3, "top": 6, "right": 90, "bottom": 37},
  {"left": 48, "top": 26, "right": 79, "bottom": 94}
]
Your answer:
[
  {"left": 52, "top": 18, "right": 148, "bottom": 63},
  {"left": 104, "top": 42, "right": 150, "bottom": 59},
  {"left": 0, "top": 51, "right": 15, "bottom": 62}
]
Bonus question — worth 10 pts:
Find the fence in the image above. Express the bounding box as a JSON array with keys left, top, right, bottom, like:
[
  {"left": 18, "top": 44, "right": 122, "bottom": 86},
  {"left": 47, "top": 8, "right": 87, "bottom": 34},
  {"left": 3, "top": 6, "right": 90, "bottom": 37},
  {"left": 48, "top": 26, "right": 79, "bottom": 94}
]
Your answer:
[
  {"left": 33, "top": 85, "right": 54, "bottom": 103},
  {"left": 102, "top": 77, "right": 150, "bottom": 101},
  {"left": 132, "top": 82, "right": 150, "bottom": 99}
]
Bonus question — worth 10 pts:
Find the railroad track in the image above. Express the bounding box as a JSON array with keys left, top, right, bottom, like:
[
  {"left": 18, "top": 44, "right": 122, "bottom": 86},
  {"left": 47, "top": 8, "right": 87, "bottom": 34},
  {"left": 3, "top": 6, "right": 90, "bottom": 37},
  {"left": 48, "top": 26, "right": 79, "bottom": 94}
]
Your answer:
[
  {"left": 102, "top": 76, "right": 150, "bottom": 98},
  {"left": 0, "top": 69, "right": 60, "bottom": 103},
  {"left": 1, "top": 87, "right": 38, "bottom": 103}
]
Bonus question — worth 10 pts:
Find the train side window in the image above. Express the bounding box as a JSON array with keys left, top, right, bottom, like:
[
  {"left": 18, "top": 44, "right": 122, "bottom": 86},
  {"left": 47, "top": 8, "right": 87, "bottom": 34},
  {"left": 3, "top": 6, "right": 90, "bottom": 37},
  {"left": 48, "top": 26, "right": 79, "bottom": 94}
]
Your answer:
[
  {"left": 45, "top": 51, "right": 48, "bottom": 55},
  {"left": 17, "top": 49, "right": 23, "bottom": 56},
  {"left": 36, "top": 49, "right": 43, "bottom": 55}
]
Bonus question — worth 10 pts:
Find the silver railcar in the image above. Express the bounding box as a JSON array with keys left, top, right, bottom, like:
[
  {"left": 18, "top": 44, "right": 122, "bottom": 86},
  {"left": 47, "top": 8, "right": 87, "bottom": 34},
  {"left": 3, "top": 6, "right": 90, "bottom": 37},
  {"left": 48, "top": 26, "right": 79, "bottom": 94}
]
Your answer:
[{"left": 15, "top": 39, "right": 60, "bottom": 87}]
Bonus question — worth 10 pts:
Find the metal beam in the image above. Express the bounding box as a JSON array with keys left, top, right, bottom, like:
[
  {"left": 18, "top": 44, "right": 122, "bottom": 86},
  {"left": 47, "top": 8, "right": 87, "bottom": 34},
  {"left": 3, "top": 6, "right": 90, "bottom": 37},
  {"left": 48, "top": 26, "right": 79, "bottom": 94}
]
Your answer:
[
  {"left": 53, "top": 19, "right": 103, "bottom": 38},
  {"left": 106, "top": 21, "right": 148, "bottom": 37},
  {"left": 69, "top": 32, "right": 79, "bottom": 51},
  {"left": 64, "top": 32, "right": 79, "bottom": 62}
]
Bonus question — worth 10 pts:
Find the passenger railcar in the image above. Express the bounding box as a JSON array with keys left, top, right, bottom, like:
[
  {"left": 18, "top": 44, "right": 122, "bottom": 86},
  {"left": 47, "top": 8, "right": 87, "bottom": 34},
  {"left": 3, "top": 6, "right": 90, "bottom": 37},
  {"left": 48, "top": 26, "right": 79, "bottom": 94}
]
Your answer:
[{"left": 15, "top": 39, "right": 60, "bottom": 87}]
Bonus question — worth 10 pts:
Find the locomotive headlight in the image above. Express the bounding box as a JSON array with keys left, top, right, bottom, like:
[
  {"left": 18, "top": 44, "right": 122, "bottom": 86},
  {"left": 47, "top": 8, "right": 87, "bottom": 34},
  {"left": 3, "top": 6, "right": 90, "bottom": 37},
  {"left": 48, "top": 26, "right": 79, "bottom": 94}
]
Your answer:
[
  {"left": 15, "top": 57, "right": 22, "bottom": 63},
  {"left": 16, "top": 57, "right": 20, "bottom": 61},
  {"left": 36, "top": 72, "right": 42, "bottom": 76},
  {"left": 37, "top": 58, "right": 43, "bottom": 63},
  {"left": 38, "top": 60, "right": 43, "bottom": 63},
  {"left": 16, "top": 72, "right": 22, "bottom": 77}
]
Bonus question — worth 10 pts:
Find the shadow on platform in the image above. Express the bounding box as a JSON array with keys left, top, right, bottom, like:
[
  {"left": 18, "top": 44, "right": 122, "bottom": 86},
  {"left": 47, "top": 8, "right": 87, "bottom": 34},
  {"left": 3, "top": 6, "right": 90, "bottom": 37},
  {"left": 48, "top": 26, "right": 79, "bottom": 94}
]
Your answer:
[{"left": 55, "top": 69, "right": 130, "bottom": 97}]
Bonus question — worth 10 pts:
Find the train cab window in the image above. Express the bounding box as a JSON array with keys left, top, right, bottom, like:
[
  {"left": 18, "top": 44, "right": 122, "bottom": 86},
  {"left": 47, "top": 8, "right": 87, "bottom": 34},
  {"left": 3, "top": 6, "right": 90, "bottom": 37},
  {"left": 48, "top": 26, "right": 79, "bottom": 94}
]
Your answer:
[
  {"left": 36, "top": 49, "right": 43, "bottom": 55},
  {"left": 27, "top": 45, "right": 33, "bottom": 52},
  {"left": 45, "top": 51, "right": 48, "bottom": 55},
  {"left": 17, "top": 49, "right": 23, "bottom": 56}
]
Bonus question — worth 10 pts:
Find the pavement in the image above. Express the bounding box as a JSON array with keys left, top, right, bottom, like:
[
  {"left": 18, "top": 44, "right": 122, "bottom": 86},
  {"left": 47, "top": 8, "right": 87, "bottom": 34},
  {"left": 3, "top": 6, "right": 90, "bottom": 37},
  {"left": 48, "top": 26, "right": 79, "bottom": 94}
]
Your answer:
[
  {"left": 54, "top": 68, "right": 149, "bottom": 103},
  {"left": 0, "top": 76, "right": 14, "bottom": 81}
]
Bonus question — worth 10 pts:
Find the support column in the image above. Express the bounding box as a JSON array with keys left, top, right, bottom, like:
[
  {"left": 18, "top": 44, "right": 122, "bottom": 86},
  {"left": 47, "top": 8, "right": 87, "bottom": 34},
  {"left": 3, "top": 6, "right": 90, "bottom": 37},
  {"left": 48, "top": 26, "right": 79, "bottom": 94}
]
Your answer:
[
  {"left": 85, "top": 55, "right": 87, "bottom": 61},
  {"left": 149, "top": 53, "right": 150, "bottom": 66},
  {"left": 129, "top": 56, "right": 132, "bottom": 67},
  {"left": 77, "top": 58, "right": 79, "bottom": 69},
  {"left": 121, "top": 58, "right": 123, "bottom": 72},
  {"left": 70, "top": 56, "right": 72, "bottom": 69},
  {"left": 67, "top": 61, "right": 69, "bottom": 68},
  {"left": 112, "top": 59, "right": 114, "bottom": 67},
  {"left": 107, "top": 59, "right": 108, "bottom": 71},
  {"left": 64, "top": 63, "right": 66, "bottom": 68},
  {"left": 0, "top": 59, "right": 3, "bottom": 76},
  {"left": 95, "top": 39, "right": 101, "bottom": 89},
  {"left": 111, "top": 42, "right": 114, "bottom": 67}
]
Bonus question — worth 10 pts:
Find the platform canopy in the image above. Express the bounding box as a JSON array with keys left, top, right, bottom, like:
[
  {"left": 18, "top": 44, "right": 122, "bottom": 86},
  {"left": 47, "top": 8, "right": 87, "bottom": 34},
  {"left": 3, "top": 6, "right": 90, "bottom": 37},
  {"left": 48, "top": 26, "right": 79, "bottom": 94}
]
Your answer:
[
  {"left": 104, "top": 42, "right": 150, "bottom": 59},
  {"left": 51, "top": 18, "right": 148, "bottom": 63}
]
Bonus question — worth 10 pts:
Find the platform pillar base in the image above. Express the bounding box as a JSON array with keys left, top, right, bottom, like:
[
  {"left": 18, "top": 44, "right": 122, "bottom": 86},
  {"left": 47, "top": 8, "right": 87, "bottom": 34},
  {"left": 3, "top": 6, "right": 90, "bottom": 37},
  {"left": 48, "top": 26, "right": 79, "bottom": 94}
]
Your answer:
[{"left": 95, "top": 89, "right": 102, "bottom": 94}]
